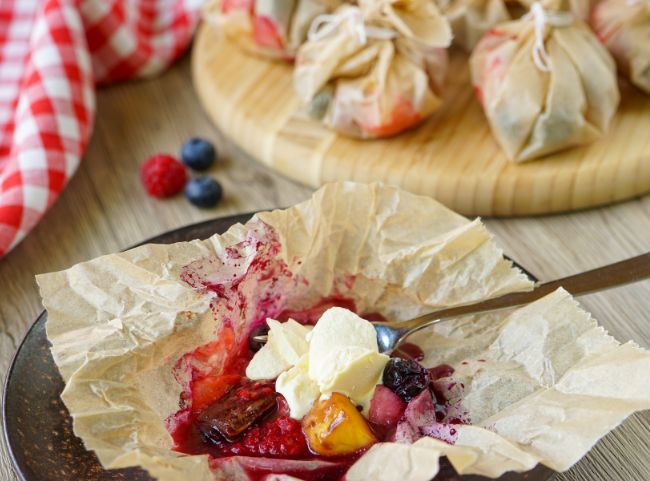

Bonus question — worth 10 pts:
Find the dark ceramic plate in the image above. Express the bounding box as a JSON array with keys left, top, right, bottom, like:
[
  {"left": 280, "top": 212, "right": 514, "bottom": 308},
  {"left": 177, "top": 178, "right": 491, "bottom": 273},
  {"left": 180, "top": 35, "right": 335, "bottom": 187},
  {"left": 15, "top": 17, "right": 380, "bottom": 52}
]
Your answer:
[{"left": 3, "top": 214, "right": 554, "bottom": 481}]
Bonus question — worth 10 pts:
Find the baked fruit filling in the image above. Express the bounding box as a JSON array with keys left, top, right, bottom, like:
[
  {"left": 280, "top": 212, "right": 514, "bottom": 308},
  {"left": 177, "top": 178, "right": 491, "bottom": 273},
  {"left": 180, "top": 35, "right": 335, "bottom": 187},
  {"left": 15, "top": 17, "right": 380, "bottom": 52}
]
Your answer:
[{"left": 167, "top": 304, "right": 467, "bottom": 480}]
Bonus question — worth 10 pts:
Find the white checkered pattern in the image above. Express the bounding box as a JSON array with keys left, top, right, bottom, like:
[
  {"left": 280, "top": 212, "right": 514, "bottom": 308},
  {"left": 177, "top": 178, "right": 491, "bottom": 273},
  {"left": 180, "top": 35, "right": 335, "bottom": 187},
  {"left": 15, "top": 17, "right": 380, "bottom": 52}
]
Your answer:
[{"left": 0, "top": 0, "right": 202, "bottom": 257}]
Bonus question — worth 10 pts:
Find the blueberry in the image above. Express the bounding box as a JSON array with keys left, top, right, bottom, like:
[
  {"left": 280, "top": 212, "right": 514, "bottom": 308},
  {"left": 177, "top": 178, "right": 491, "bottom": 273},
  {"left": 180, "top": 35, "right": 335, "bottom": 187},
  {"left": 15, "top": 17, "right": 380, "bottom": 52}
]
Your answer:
[
  {"left": 382, "top": 358, "right": 431, "bottom": 402},
  {"left": 185, "top": 177, "right": 223, "bottom": 208},
  {"left": 181, "top": 137, "right": 216, "bottom": 171}
]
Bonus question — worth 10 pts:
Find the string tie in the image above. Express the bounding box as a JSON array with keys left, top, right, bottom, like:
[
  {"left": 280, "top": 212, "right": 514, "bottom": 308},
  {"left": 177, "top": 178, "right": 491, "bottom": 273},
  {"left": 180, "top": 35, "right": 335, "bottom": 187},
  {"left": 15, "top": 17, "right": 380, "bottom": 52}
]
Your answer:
[
  {"left": 308, "top": 6, "right": 397, "bottom": 45},
  {"left": 523, "top": 2, "right": 573, "bottom": 72}
]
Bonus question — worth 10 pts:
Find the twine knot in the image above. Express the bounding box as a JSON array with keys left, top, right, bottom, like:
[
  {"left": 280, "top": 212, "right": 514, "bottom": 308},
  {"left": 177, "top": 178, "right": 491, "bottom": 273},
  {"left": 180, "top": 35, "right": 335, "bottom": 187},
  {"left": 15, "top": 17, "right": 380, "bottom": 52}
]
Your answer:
[
  {"left": 524, "top": 2, "right": 573, "bottom": 72},
  {"left": 308, "top": 6, "right": 397, "bottom": 45}
]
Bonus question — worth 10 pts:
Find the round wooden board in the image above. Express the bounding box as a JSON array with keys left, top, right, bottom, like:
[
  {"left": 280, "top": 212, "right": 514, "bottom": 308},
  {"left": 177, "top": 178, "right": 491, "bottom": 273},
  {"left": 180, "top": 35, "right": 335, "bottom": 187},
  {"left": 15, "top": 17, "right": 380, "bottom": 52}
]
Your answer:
[{"left": 192, "top": 24, "right": 650, "bottom": 216}]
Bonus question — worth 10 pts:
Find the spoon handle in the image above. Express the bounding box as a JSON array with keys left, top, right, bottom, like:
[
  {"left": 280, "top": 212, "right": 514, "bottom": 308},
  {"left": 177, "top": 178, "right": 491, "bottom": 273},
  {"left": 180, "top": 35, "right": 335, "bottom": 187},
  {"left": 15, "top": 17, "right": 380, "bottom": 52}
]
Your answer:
[{"left": 396, "top": 252, "right": 650, "bottom": 332}]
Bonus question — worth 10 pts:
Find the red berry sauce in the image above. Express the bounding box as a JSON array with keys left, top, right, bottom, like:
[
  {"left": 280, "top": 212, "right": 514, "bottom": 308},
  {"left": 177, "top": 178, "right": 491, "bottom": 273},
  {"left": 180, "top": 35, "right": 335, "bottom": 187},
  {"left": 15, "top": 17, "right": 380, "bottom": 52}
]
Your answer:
[
  {"left": 166, "top": 298, "right": 370, "bottom": 480},
  {"left": 166, "top": 222, "right": 469, "bottom": 480}
]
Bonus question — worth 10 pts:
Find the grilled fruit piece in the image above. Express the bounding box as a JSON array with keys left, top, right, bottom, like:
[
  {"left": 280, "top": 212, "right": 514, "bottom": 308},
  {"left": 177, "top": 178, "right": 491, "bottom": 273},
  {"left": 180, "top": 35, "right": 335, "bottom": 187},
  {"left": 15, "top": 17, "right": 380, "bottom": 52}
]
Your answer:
[
  {"left": 197, "top": 381, "right": 276, "bottom": 442},
  {"left": 302, "top": 392, "right": 377, "bottom": 456}
]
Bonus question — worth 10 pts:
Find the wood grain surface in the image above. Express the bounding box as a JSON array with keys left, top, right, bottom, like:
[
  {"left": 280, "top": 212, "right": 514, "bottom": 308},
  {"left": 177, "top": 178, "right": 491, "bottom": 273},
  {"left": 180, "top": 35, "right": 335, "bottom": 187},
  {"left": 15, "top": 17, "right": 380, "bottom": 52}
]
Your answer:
[
  {"left": 192, "top": 25, "right": 650, "bottom": 217},
  {"left": 1, "top": 51, "right": 650, "bottom": 481}
]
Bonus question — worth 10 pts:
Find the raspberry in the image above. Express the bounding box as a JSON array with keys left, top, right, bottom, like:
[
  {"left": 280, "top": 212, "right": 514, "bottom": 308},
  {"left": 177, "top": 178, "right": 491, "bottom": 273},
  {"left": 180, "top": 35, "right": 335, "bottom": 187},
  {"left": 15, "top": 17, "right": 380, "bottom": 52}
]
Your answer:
[
  {"left": 241, "top": 426, "right": 262, "bottom": 453},
  {"left": 257, "top": 416, "right": 308, "bottom": 457},
  {"left": 140, "top": 154, "right": 187, "bottom": 197},
  {"left": 204, "top": 414, "right": 308, "bottom": 458},
  {"left": 212, "top": 416, "right": 307, "bottom": 458}
]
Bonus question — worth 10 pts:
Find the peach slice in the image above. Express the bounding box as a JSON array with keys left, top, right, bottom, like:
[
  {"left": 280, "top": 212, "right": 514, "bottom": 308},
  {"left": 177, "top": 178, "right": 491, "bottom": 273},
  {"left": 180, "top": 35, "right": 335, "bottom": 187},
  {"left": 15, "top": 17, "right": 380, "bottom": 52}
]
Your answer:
[{"left": 302, "top": 392, "right": 377, "bottom": 456}]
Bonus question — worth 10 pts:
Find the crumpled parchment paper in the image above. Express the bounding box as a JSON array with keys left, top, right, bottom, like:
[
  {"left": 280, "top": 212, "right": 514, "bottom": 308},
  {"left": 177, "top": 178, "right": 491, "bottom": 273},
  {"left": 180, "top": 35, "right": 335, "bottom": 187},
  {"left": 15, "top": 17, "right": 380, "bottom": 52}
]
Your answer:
[{"left": 37, "top": 182, "right": 650, "bottom": 481}]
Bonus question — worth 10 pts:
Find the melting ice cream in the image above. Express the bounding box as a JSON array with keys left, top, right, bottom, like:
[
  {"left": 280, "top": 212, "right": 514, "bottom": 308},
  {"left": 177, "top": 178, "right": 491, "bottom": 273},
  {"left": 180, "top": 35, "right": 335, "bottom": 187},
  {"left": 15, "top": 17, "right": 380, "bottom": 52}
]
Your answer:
[{"left": 246, "top": 307, "right": 389, "bottom": 418}]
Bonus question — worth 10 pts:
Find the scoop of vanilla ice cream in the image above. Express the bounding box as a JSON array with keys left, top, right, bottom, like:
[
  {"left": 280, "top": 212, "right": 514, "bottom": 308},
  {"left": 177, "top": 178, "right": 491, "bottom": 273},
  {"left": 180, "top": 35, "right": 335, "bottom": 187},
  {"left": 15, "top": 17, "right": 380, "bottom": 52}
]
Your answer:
[
  {"left": 246, "top": 319, "right": 311, "bottom": 380},
  {"left": 246, "top": 307, "right": 389, "bottom": 419},
  {"left": 308, "top": 308, "right": 389, "bottom": 411},
  {"left": 275, "top": 355, "right": 320, "bottom": 419}
]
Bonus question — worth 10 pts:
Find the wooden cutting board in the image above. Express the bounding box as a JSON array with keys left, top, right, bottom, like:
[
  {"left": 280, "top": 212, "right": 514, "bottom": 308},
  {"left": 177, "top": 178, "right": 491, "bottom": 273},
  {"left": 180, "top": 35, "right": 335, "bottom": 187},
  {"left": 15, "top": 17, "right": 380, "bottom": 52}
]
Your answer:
[{"left": 192, "top": 24, "right": 650, "bottom": 216}]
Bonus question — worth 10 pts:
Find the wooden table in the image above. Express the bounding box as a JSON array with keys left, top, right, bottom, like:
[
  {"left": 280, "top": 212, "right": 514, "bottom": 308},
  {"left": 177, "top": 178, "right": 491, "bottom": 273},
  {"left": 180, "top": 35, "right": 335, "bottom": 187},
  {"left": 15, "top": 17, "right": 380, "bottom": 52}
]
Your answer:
[{"left": 1, "top": 53, "right": 649, "bottom": 481}]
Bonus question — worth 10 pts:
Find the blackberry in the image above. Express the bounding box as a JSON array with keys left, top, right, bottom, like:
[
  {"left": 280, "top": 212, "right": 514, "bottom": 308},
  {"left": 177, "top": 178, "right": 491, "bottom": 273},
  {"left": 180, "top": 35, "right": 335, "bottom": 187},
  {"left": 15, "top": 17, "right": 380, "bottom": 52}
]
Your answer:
[{"left": 382, "top": 357, "right": 431, "bottom": 402}]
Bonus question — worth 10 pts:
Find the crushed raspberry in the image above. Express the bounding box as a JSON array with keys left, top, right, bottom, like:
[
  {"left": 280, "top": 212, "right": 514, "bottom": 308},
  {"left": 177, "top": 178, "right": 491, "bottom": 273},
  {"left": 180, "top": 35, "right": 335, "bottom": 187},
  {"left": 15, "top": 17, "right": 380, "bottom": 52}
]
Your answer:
[
  {"left": 245, "top": 416, "right": 308, "bottom": 458},
  {"left": 140, "top": 154, "right": 187, "bottom": 197},
  {"left": 202, "top": 415, "right": 308, "bottom": 458}
]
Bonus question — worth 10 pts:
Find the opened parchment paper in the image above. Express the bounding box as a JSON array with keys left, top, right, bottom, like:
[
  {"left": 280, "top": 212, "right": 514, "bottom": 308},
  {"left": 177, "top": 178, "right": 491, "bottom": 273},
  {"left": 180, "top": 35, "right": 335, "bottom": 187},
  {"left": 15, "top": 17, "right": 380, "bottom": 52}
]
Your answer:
[{"left": 37, "top": 182, "right": 650, "bottom": 481}]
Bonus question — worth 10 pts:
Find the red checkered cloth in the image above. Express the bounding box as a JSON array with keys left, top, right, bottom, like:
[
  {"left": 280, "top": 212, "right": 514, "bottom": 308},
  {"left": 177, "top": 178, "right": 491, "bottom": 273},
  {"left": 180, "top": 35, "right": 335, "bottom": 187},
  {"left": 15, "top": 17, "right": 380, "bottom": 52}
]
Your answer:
[{"left": 0, "top": 0, "right": 202, "bottom": 258}]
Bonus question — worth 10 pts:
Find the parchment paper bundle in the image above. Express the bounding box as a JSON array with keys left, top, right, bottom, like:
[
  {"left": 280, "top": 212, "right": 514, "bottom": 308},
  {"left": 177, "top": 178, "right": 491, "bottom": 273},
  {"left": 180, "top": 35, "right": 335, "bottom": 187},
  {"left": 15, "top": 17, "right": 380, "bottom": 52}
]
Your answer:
[
  {"left": 204, "top": 0, "right": 343, "bottom": 60},
  {"left": 436, "top": 0, "right": 511, "bottom": 51},
  {"left": 470, "top": 2, "right": 620, "bottom": 161},
  {"left": 38, "top": 182, "right": 650, "bottom": 481},
  {"left": 293, "top": 0, "right": 452, "bottom": 138},
  {"left": 591, "top": 0, "right": 650, "bottom": 95}
]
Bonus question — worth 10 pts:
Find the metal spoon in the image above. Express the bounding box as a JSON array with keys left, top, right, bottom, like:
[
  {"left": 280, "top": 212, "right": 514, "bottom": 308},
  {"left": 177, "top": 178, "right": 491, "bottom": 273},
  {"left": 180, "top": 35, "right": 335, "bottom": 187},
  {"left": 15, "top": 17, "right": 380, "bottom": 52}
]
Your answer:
[{"left": 253, "top": 253, "right": 650, "bottom": 353}]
